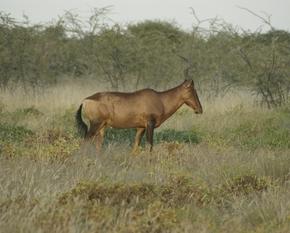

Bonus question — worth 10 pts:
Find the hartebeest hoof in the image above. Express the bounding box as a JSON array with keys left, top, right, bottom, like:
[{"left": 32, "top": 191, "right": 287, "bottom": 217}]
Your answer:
[{"left": 130, "top": 146, "right": 142, "bottom": 156}]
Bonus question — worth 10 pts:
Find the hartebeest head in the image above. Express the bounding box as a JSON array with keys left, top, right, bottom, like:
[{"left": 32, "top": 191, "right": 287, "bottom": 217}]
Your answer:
[{"left": 181, "top": 79, "right": 203, "bottom": 114}]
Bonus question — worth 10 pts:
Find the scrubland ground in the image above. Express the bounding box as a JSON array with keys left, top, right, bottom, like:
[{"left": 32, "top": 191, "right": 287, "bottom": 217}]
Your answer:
[{"left": 1, "top": 82, "right": 290, "bottom": 233}]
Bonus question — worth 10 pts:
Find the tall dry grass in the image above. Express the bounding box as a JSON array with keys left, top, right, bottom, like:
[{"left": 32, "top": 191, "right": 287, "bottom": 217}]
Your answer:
[{"left": 1, "top": 81, "right": 290, "bottom": 233}]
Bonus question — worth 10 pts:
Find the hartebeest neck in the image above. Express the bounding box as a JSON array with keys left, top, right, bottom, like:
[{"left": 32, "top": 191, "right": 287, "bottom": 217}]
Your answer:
[{"left": 158, "top": 84, "right": 185, "bottom": 119}]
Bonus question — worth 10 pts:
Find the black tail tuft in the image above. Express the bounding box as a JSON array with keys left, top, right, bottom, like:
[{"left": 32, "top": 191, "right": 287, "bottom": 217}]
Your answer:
[{"left": 75, "top": 104, "right": 88, "bottom": 138}]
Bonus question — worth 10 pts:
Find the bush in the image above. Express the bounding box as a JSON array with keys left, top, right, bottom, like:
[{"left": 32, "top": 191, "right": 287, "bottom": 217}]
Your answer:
[
  {"left": 1, "top": 9, "right": 290, "bottom": 107},
  {"left": 201, "top": 107, "right": 290, "bottom": 149},
  {"left": 0, "top": 123, "right": 33, "bottom": 143},
  {"left": 103, "top": 128, "right": 200, "bottom": 146}
]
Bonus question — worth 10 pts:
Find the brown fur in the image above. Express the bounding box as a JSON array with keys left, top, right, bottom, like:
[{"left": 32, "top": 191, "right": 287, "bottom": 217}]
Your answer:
[{"left": 77, "top": 80, "right": 202, "bottom": 154}]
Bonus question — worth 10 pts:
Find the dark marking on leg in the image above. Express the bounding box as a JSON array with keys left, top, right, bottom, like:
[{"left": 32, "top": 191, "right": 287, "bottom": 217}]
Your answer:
[
  {"left": 146, "top": 118, "right": 156, "bottom": 152},
  {"left": 132, "top": 128, "right": 145, "bottom": 154}
]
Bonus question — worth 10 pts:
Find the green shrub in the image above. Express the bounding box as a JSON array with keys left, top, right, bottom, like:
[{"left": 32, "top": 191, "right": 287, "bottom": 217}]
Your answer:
[
  {"left": 104, "top": 128, "right": 200, "bottom": 146},
  {"left": 155, "top": 129, "right": 200, "bottom": 144},
  {"left": 13, "top": 106, "right": 43, "bottom": 117},
  {"left": 0, "top": 123, "right": 34, "bottom": 143},
  {"left": 0, "top": 106, "right": 43, "bottom": 124},
  {"left": 202, "top": 109, "right": 290, "bottom": 149},
  {"left": 104, "top": 128, "right": 137, "bottom": 145}
]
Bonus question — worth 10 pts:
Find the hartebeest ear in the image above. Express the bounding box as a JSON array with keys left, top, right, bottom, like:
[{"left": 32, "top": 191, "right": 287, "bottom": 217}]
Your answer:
[{"left": 183, "top": 79, "right": 194, "bottom": 88}]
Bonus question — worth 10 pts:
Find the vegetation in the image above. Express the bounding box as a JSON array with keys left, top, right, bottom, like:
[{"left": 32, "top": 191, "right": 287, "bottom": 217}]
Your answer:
[
  {"left": 1, "top": 7, "right": 290, "bottom": 233},
  {"left": 1, "top": 84, "right": 290, "bottom": 233},
  {"left": 1, "top": 9, "right": 290, "bottom": 107}
]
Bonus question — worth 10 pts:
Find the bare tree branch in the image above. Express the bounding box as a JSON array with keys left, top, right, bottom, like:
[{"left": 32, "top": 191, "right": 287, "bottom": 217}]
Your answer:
[
  {"left": 238, "top": 48, "right": 253, "bottom": 71},
  {"left": 189, "top": 7, "right": 212, "bottom": 25},
  {"left": 236, "top": 6, "right": 274, "bottom": 30}
]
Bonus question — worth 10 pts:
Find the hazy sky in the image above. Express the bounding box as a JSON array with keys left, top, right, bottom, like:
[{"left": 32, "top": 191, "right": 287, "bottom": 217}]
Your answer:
[{"left": 1, "top": 0, "right": 290, "bottom": 31}]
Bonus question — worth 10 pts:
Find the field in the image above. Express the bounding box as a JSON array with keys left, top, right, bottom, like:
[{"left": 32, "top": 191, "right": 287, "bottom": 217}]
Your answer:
[{"left": 1, "top": 81, "right": 290, "bottom": 233}]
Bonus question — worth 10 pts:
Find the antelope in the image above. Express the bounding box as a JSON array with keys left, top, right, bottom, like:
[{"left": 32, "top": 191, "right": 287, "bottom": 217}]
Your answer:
[{"left": 75, "top": 79, "right": 202, "bottom": 155}]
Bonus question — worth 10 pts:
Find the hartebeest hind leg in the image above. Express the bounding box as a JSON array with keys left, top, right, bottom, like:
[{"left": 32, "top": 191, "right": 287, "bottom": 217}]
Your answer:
[
  {"left": 85, "top": 122, "right": 100, "bottom": 140},
  {"left": 146, "top": 119, "right": 156, "bottom": 152},
  {"left": 95, "top": 127, "right": 105, "bottom": 153},
  {"left": 85, "top": 121, "right": 106, "bottom": 155},
  {"left": 132, "top": 128, "right": 145, "bottom": 154}
]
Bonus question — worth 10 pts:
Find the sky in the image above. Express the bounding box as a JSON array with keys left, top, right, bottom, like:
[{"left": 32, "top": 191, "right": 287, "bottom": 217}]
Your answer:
[{"left": 1, "top": 0, "right": 290, "bottom": 31}]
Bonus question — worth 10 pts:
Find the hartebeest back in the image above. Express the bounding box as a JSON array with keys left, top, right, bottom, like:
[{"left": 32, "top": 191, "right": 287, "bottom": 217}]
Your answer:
[{"left": 75, "top": 79, "right": 202, "bottom": 155}]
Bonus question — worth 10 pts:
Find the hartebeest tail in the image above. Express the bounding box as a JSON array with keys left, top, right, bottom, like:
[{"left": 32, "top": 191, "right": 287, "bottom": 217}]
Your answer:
[{"left": 75, "top": 104, "right": 88, "bottom": 138}]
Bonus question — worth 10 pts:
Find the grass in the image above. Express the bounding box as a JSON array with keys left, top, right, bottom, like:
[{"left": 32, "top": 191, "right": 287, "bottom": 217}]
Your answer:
[{"left": 0, "top": 83, "right": 290, "bottom": 232}]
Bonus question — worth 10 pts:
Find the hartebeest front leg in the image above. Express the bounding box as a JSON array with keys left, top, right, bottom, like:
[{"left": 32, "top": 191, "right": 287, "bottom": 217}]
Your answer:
[
  {"left": 131, "top": 128, "right": 145, "bottom": 154},
  {"left": 146, "top": 119, "right": 156, "bottom": 152}
]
